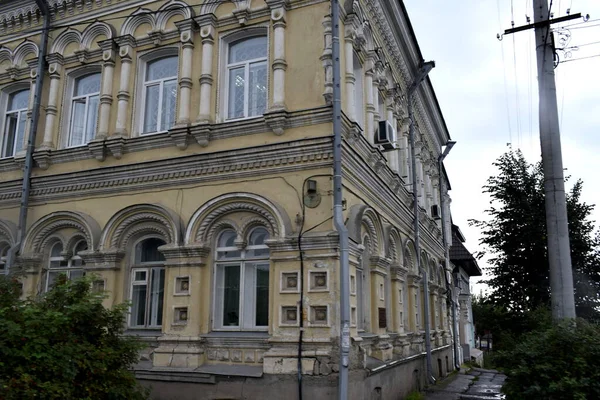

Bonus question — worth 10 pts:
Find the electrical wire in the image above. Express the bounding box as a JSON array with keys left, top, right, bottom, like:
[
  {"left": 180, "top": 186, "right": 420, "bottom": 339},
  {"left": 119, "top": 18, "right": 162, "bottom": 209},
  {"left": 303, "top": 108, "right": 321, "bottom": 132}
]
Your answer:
[
  {"left": 498, "top": 0, "right": 513, "bottom": 145},
  {"left": 559, "top": 53, "right": 600, "bottom": 63}
]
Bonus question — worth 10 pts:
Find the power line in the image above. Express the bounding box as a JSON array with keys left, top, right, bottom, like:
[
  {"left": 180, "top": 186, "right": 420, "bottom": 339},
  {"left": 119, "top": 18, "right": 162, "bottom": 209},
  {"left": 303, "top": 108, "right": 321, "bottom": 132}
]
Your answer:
[
  {"left": 559, "top": 53, "right": 600, "bottom": 63},
  {"left": 498, "top": 0, "right": 513, "bottom": 145}
]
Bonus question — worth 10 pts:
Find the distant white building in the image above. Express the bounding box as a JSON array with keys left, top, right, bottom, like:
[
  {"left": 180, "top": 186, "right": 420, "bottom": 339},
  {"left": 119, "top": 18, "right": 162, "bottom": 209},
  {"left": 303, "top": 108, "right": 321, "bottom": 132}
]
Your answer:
[{"left": 450, "top": 224, "right": 482, "bottom": 365}]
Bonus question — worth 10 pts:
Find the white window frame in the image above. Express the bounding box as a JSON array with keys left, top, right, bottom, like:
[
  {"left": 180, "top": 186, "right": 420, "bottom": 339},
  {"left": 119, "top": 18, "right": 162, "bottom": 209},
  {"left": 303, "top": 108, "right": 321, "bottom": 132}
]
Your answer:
[
  {"left": 213, "top": 227, "right": 270, "bottom": 332},
  {"left": 0, "top": 85, "right": 31, "bottom": 159},
  {"left": 218, "top": 26, "right": 270, "bottom": 123},
  {"left": 45, "top": 240, "right": 87, "bottom": 292},
  {"left": 133, "top": 47, "right": 179, "bottom": 137},
  {"left": 63, "top": 69, "right": 101, "bottom": 148},
  {"left": 128, "top": 236, "right": 166, "bottom": 330}
]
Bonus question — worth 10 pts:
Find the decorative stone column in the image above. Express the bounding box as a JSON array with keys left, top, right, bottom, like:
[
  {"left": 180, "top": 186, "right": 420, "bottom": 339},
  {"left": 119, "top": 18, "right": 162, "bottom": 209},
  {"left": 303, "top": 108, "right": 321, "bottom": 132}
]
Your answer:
[
  {"left": 415, "top": 140, "right": 425, "bottom": 205},
  {"left": 97, "top": 41, "right": 116, "bottom": 140},
  {"left": 400, "top": 117, "right": 410, "bottom": 182},
  {"left": 364, "top": 56, "right": 375, "bottom": 144},
  {"left": 385, "top": 91, "right": 399, "bottom": 171},
  {"left": 190, "top": 15, "right": 215, "bottom": 147},
  {"left": 177, "top": 21, "right": 195, "bottom": 127},
  {"left": 41, "top": 55, "right": 63, "bottom": 150},
  {"left": 321, "top": 14, "right": 333, "bottom": 104},
  {"left": 169, "top": 19, "right": 196, "bottom": 150},
  {"left": 344, "top": 22, "right": 356, "bottom": 121},
  {"left": 107, "top": 35, "right": 135, "bottom": 159},
  {"left": 264, "top": 2, "right": 289, "bottom": 135}
]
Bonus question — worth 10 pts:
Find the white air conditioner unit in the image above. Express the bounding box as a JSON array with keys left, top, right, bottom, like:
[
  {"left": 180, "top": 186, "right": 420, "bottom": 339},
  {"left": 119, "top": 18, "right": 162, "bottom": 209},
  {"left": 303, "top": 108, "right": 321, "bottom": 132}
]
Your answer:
[
  {"left": 375, "top": 120, "right": 396, "bottom": 150},
  {"left": 431, "top": 205, "right": 441, "bottom": 220}
]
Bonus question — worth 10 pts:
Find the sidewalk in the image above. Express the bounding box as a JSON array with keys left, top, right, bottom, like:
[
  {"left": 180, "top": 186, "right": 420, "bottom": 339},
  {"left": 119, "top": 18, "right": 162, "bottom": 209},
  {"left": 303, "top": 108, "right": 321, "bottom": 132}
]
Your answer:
[{"left": 425, "top": 368, "right": 506, "bottom": 400}]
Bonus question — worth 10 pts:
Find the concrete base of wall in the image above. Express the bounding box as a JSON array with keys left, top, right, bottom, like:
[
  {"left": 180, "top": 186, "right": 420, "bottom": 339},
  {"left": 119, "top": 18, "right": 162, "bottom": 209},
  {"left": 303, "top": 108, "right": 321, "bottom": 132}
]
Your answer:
[{"left": 139, "top": 348, "right": 454, "bottom": 400}]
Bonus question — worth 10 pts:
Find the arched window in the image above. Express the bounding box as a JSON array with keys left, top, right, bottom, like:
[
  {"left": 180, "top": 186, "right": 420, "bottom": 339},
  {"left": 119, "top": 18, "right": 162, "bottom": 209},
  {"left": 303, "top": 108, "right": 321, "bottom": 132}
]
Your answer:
[
  {"left": 1, "top": 89, "right": 29, "bottom": 158},
  {"left": 130, "top": 237, "right": 166, "bottom": 329},
  {"left": 0, "top": 242, "right": 9, "bottom": 274},
  {"left": 67, "top": 73, "right": 100, "bottom": 147},
  {"left": 225, "top": 36, "right": 268, "bottom": 120},
  {"left": 214, "top": 227, "right": 270, "bottom": 330},
  {"left": 45, "top": 240, "right": 87, "bottom": 291},
  {"left": 141, "top": 56, "right": 178, "bottom": 134}
]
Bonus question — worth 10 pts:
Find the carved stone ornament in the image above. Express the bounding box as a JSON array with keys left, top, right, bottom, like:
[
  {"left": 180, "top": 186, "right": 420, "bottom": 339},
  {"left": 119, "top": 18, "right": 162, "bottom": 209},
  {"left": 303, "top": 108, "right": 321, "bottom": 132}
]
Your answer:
[
  {"left": 264, "top": 109, "right": 289, "bottom": 136},
  {"left": 106, "top": 136, "right": 126, "bottom": 159},
  {"left": 189, "top": 123, "right": 211, "bottom": 147},
  {"left": 168, "top": 126, "right": 190, "bottom": 150},
  {"left": 33, "top": 148, "right": 52, "bottom": 170},
  {"left": 88, "top": 139, "right": 106, "bottom": 161}
]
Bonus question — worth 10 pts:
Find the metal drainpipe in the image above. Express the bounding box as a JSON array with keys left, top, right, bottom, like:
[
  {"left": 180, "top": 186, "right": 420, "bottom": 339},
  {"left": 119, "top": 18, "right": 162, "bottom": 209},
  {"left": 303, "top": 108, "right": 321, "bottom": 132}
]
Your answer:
[
  {"left": 408, "top": 61, "right": 435, "bottom": 385},
  {"left": 7, "top": 0, "right": 50, "bottom": 273},
  {"left": 332, "top": 0, "right": 350, "bottom": 398},
  {"left": 438, "top": 141, "right": 459, "bottom": 370}
]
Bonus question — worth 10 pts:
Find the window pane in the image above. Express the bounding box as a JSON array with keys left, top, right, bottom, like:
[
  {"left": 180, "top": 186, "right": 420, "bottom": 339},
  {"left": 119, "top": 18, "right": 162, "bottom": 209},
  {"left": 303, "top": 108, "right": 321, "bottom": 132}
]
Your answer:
[
  {"left": 69, "top": 100, "right": 86, "bottom": 146},
  {"left": 146, "top": 57, "right": 178, "bottom": 81},
  {"left": 50, "top": 243, "right": 63, "bottom": 258},
  {"left": 75, "top": 74, "right": 101, "bottom": 96},
  {"left": 222, "top": 265, "right": 240, "bottom": 326},
  {"left": 8, "top": 90, "right": 29, "bottom": 111},
  {"left": 228, "top": 36, "right": 268, "bottom": 63},
  {"left": 356, "top": 269, "right": 363, "bottom": 329},
  {"left": 131, "top": 283, "right": 147, "bottom": 326},
  {"left": 160, "top": 79, "right": 177, "bottom": 131},
  {"left": 218, "top": 230, "right": 237, "bottom": 248},
  {"left": 134, "top": 270, "right": 147, "bottom": 282},
  {"left": 3, "top": 114, "right": 17, "bottom": 157},
  {"left": 143, "top": 84, "right": 160, "bottom": 133},
  {"left": 255, "top": 263, "right": 269, "bottom": 326},
  {"left": 85, "top": 95, "right": 99, "bottom": 143},
  {"left": 249, "top": 228, "right": 268, "bottom": 246},
  {"left": 74, "top": 241, "right": 88, "bottom": 254},
  {"left": 248, "top": 61, "right": 267, "bottom": 117},
  {"left": 15, "top": 111, "right": 26, "bottom": 154},
  {"left": 138, "top": 238, "right": 166, "bottom": 263},
  {"left": 228, "top": 67, "right": 245, "bottom": 119},
  {"left": 69, "top": 269, "right": 85, "bottom": 280},
  {"left": 150, "top": 268, "right": 165, "bottom": 326},
  {"left": 47, "top": 271, "right": 61, "bottom": 290}
]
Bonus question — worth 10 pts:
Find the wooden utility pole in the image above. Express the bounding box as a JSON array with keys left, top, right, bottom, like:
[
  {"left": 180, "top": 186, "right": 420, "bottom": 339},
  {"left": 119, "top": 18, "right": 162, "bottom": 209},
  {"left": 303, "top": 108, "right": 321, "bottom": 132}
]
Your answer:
[{"left": 504, "top": 0, "right": 577, "bottom": 320}]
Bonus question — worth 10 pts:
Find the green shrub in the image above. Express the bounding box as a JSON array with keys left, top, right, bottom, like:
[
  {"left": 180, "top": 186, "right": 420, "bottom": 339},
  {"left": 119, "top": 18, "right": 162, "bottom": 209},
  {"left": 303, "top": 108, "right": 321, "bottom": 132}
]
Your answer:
[
  {"left": 0, "top": 275, "right": 148, "bottom": 400},
  {"left": 404, "top": 391, "right": 425, "bottom": 400},
  {"left": 495, "top": 318, "right": 600, "bottom": 400}
]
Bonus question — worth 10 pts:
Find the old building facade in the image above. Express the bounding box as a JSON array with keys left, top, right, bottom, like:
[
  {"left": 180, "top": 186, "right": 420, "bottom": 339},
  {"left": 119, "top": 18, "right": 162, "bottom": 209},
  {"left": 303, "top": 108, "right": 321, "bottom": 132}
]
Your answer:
[{"left": 0, "top": 0, "right": 457, "bottom": 398}]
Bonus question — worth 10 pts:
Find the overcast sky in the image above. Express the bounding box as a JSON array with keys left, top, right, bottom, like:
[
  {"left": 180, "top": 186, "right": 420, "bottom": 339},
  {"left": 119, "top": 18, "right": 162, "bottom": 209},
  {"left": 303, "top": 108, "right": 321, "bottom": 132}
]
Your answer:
[{"left": 404, "top": 0, "right": 600, "bottom": 294}]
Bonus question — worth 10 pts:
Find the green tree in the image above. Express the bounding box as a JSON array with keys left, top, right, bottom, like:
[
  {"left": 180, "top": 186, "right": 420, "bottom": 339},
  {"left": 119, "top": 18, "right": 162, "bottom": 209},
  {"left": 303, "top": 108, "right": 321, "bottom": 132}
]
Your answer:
[
  {"left": 0, "top": 275, "right": 148, "bottom": 400},
  {"left": 471, "top": 150, "right": 600, "bottom": 320}
]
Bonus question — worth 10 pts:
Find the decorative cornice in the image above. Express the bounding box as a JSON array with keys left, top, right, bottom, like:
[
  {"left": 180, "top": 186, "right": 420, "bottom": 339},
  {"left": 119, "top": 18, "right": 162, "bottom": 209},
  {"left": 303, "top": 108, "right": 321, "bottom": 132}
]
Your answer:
[{"left": 0, "top": 136, "right": 333, "bottom": 206}]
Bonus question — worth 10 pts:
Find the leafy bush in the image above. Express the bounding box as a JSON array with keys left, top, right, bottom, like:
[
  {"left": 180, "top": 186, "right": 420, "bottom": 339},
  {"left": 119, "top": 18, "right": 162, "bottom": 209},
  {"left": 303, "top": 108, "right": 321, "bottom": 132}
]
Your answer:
[
  {"left": 404, "top": 391, "right": 425, "bottom": 400},
  {"left": 0, "top": 275, "right": 148, "bottom": 400},
  {"left": 495, "top": 319, "right": 600, "bottom": 400}
]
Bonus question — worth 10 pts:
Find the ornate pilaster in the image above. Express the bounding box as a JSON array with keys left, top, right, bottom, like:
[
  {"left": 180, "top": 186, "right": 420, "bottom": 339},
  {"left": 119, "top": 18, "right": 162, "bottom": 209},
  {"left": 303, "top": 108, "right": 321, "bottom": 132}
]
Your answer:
[
  {"left": 96, "top": 40, "right": 116, "bottom": 140},
  {"left": 175, "top": 19, "right": 196, "bottom": 128},
  {"left": 194, "top": 14, "right": 216, "bottom": 124},
  {"left": 364, "top": 55, "right": 375, "bottom": 144},
  {"left": 400, "top": 117, "right": 410, "bottom": 181},
  {"left": 41, "top": 54, "right": 63, "bottom": 150},
  {"left": 344, "top": 20, "right": 356, "bottom": 121},
  {"left": 109, "top": 35, "right": 135, "bottom": 159},
  {"left": 320, "top": 13, "right": 333, "bottom": 104},
  {"left": 269, "top": 4, "right": 287, "bottom": 111}
]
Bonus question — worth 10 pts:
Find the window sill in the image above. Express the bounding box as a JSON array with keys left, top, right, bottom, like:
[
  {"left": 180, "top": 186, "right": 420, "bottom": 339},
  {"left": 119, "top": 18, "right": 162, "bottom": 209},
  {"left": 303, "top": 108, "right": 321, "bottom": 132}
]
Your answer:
[
  {"left": 125, "top": 329, "right": 162, "bottom": 338},
  {"left": 203, "top": 331, "right": 270, "bottom": 339}
]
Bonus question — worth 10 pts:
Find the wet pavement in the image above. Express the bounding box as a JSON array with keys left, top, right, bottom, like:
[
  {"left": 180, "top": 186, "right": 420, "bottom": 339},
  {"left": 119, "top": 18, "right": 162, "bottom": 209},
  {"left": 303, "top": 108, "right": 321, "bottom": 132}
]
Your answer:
[{"left": 425, "top": 368, "right": 506, "bottom": 400}]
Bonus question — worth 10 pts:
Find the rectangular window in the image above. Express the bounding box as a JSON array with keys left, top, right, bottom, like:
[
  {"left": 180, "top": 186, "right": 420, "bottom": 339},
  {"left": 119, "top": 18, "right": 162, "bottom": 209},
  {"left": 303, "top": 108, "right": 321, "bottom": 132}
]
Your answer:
[
  {"left": 225, "top": 36, "right": 268, "bottom": 120},
  {"left": 1, "top": 89, "right": 29, "bottom": 158},
  {"left": 130, "top": 267, "right": 165, "bottom": 328},
  {"left": 68, "top": 73, "right": 100, "bottom": 147},
  {"left": 353, "top": 53, "right": 364, "bottom": 128},
  {"left": 141, "top": 56, "right": 178, "bottom": 134},
  {"left": 215, "top": 262, "right": 269, "bottom": 330}
]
